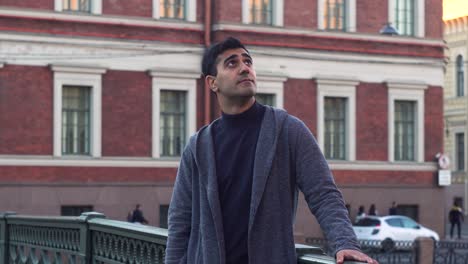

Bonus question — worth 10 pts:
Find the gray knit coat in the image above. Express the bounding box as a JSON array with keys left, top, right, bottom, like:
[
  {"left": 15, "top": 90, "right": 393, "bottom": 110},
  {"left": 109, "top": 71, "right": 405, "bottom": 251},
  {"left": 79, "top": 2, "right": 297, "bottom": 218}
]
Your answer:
[{"left": 165, "top": 106, "right": 360, "bottom": 264}]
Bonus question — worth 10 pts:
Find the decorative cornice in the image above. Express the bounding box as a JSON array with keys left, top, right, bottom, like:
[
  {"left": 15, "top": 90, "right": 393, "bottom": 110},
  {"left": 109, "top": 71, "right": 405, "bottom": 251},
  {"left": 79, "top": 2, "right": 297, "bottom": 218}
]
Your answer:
[
  {"left": 51, "top": 64, "right": 107, "bottom": 74},
  {"left": 0, "top": 155, "right": 179, "bottom": 168},
  {"left": 0, "top": 7, "right": 203, "bottom": 31}
]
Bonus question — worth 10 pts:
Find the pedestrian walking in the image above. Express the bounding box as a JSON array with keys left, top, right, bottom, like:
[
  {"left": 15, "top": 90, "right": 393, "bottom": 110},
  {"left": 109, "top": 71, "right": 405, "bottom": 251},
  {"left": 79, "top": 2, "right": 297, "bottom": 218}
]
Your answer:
[
  {"left": 388, "top": 201, "right": 397, "bottom": 215},
  {"left": 369, "top": 204, "right": 379, "bottom": 216},
  {"left": 130, "top": 204, "right": 148, "bottom": 224},
  {"left": 449, "top": 202, "right": 464, "bottom": 239},
  {"left": 355, "top": 205, "right": 367, "bottom": 223}
]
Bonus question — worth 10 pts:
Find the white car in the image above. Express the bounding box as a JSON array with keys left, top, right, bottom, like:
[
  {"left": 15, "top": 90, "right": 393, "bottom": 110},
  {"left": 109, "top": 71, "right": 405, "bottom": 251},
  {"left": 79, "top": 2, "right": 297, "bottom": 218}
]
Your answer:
[{"left": 353, "top": 215, "right": 439, "bottom": 251}]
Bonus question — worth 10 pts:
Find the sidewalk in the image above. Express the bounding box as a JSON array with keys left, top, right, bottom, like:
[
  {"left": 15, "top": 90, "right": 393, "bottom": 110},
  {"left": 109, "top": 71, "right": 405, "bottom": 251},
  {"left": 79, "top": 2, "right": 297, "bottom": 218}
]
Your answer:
[{"left": 445, "top": 220, "right": 468, "bottom": 239}]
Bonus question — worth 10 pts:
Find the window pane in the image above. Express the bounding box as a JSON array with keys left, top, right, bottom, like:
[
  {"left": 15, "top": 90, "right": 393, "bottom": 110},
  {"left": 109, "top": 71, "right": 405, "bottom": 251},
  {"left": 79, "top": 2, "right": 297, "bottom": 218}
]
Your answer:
[
  {"left": 324, "top": 0, "right": 346, "bottom": 31},
  {"left": 61, "top": 205, "right": 93, "bottom": 216},
  {"left": 160, "top": 90, "right": 187, "bottom": 157},
  {"left": 324, "top": 97, "right": 347, "bottom": 160},
  {"left": 457, "top": 55, "right": 464, "bottom": 97},
  {"left": 386, "top": 218, "right": 403, "bottom": 227},
  {"left": 255, "top": 93, "right": 276, "bottom": 107},
  {"left": 248, "top": 0, "right": 272, "bottom": 25},
  {"left": 395, "top": 0, "right": 414, "bottom": 36},
  {"left": 63, "top": 0, "right": 91, "bottom": 12},
  {"left": 160, "top": 0, "right": 186, "bottom": 19},
  {"left": 394, "top": 100, "right": 415, "bottom": 161},
  {"left": 62, "top": 86, "right": 91, "bottom": 155},
  {"left": 456, "top": 133, "right": 465, "bottom": 171}
]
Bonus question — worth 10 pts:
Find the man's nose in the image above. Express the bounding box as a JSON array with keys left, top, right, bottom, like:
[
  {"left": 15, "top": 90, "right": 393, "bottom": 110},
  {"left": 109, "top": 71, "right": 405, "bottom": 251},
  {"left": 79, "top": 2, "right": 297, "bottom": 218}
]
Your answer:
[{"left": 239, "top": 63, "right": 250, "bottom": 75}]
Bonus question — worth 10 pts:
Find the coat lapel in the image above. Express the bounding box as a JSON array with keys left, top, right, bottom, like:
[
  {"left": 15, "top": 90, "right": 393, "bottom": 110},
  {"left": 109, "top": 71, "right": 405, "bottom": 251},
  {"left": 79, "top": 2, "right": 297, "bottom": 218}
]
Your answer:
[
  {"left": 249, "top": 107, "right": 279, "bottom": 232},
  {"left": 195, "top": 125, "right": 225, "bottom": 261}
]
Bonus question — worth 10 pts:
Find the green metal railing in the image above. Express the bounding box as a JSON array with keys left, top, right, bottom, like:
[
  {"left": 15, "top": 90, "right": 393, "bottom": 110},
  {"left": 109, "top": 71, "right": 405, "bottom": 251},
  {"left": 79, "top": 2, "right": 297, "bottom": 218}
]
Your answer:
[{"left": 0, "top": 212, "right": 363, "bottom": 264}]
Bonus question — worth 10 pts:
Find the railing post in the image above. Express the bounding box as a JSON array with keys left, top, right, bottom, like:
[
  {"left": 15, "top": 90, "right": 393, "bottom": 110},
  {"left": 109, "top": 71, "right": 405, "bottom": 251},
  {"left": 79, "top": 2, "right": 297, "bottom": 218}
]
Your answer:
[
  {"left": 0, "top": 212, "right": 16, "bottom": 264},
  {"left": 79, "top": 212, "right": 106, "bottom": 264},
  {"left": 416, "top": 237, "right": 434, "bottom": 264}
]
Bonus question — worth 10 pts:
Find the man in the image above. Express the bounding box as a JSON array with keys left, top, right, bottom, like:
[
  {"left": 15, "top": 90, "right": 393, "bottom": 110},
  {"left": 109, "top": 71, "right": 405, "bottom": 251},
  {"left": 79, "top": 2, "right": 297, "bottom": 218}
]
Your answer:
[
  {"left": 388, "top": 201, "right": 397, "bottom": 215},
  {"left": 166, "top": 37, "right": 377, "bottom": 264},
  {"left": 449, "top": 201, "right": 464, "bottom": 239},
  {"left": 131, "top": 204, "right": 148, "bottom": 224}
]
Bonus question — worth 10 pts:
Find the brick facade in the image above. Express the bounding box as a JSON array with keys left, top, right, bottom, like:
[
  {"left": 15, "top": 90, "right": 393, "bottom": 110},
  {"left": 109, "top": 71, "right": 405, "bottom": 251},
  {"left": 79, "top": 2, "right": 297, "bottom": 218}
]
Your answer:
[
  {"left": 0, "top": 16, "right": 204, "bottom": 45},
  {"left": 213, "top": 31, "right": 444, "bottom": 59},
  {"left": 284, "top": 79, "right": 317, "bottom": 134},
  {"left": 424, "top": 86, "right": 444, "bottom": 161},
  {"left": 356, "top": 82, "right": 388, "bottom": 161},
  {"left": 356, "top": 0, "right": 387, "bottom": 34},
  {"left": 0, "top": 166, "right": 177, "bottom": 183},
  {"left": 284, "top": 0, "right": 316, "bottom": 28},
  {"left": 0, "top": 65, "right": 53, "bottom": 155},
  {"left": 103, "top": 0, "right": 153, "bottom": 17},
  {"left": 0, "top": 0, "right": 446, "bottom": 238},
  {"left": 102, "top": 70, "right": 152, "bottom": 157},
  {"left": 0, "top": 0, "right": 53, "bottom": 10},
  {"left": 425, "top": 0, "right": 444, "bottom": 38}
]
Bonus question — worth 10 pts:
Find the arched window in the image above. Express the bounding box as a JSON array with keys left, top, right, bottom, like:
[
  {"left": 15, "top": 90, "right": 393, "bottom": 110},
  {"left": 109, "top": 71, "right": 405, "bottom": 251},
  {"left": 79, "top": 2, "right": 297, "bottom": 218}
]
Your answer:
[{"left": 457, "top": 55, "right": 464, "bottom": 97}]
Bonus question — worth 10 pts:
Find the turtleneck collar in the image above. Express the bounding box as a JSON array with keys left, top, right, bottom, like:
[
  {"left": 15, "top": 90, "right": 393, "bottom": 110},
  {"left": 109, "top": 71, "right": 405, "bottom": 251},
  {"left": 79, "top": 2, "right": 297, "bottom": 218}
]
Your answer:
[{"left": 221, "top": 101, "right": 260, "bottom": 126}]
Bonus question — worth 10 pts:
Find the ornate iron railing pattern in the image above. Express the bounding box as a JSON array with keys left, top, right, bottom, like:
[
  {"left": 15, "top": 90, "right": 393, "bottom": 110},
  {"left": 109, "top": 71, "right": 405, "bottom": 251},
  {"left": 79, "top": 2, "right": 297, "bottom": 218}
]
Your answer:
[
  {"left": 88, "top": 219, "right": 168, "bottom": 264},
  {"left": 434, "top": 240, "right": 468, "bottom": 264},
  {"left": 305, "top": 237, "right": 418, "bottom": 264},
  {"left": 0, "top": 212, "right": 365, "bottom": 264}
]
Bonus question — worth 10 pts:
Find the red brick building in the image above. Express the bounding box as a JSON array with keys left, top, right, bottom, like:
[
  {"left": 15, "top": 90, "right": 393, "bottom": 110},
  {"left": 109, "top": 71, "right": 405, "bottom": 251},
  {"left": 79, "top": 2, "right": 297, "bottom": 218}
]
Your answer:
[{"left": 0, "top": 0, "right": 445, "bottom": 238}]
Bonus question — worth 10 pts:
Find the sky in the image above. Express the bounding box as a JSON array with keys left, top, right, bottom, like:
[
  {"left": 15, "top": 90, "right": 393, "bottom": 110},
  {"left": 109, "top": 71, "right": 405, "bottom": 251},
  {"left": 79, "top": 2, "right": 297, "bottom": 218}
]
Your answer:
[{"left": 443, "top": 0, "right": 468, "bottom": 20}]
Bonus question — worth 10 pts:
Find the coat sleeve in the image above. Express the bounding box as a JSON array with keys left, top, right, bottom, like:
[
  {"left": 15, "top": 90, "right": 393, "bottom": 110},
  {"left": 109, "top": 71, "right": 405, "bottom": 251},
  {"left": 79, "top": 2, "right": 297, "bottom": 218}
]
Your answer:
[
  {"left": 290, "top": 117, "right": 360, "bottom": 256},
  {"left": 165, "top": 145, "right": 194, "bottom": 264}
]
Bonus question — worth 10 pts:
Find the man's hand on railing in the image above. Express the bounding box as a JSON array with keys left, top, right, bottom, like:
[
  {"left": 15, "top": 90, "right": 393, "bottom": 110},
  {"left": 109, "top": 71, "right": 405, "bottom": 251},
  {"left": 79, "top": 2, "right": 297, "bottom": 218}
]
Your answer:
[{"left": 336, "top": 249, "right": 378, "bottom": 264}]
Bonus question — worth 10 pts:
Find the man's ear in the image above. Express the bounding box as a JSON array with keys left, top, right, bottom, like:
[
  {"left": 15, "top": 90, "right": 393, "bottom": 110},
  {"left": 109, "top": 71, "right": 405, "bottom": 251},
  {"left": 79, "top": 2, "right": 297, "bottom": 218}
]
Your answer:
[{"left": 205, "top": 75, "right": 218, "bottom": 93}]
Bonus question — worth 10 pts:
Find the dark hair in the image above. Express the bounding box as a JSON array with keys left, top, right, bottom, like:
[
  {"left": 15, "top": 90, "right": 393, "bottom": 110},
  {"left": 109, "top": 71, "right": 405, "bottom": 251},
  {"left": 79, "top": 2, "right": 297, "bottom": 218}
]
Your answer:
[{"left": 201, "top": 37, "right": 249, "bottom": 77}]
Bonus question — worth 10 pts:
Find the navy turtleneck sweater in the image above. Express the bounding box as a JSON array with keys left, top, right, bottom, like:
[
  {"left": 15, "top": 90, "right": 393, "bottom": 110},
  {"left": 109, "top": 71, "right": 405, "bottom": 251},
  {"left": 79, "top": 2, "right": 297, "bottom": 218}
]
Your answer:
[{"left": 212, "top": 101, "right": 266, "bottom": 264}]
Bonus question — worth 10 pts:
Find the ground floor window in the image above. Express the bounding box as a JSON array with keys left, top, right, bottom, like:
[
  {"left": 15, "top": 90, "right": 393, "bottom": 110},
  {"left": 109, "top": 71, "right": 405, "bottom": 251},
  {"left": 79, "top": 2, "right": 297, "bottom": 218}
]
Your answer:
[{"left": 61, "top": 205, "right": 93, "bottom": 216}]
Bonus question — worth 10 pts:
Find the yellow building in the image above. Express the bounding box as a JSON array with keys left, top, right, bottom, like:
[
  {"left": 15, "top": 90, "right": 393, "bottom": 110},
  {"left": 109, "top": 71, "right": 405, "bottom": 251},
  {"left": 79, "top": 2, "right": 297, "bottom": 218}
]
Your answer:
[{"left": 444, "top": 15, "right": 468, "bottom": 213}]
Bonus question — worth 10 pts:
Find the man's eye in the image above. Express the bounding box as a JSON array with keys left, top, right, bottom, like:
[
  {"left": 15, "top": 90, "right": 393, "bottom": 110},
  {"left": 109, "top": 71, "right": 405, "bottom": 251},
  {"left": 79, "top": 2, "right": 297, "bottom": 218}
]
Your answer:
[
  {"left": 245, "top": 60, "right": 252, "bottom": 65},
  {"left": 227, "top": 61, "right": 236, "bottom": 67}
]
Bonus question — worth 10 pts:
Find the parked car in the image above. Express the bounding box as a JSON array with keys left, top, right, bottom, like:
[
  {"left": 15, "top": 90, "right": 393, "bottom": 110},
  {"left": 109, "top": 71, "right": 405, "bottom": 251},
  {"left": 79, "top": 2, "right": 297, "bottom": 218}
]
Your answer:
[{"left": 353, "top": 215, "right": 439, "bottom": 251}]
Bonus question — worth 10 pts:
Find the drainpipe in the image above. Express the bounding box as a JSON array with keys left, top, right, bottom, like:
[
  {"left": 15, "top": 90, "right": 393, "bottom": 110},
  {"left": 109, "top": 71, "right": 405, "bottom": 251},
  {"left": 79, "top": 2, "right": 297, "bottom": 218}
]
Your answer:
[{"left": 204, "top": 0, "right": 212, "bottom": 125}]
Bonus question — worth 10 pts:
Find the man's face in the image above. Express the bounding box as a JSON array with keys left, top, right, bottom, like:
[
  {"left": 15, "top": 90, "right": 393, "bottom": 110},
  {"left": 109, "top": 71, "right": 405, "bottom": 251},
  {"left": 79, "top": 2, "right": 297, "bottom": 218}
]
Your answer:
[{"left": 209, "top": 48, "right": 257, "bottom": 101}]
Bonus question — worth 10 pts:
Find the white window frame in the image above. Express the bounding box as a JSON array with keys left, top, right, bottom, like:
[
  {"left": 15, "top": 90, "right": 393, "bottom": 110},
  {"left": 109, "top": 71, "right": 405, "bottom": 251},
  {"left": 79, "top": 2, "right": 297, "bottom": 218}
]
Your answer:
[
  {"left": 256, "top": 74, "right": 286, "bottom": 108},
  {"left": 153, "top": 0, "right": 197, "bottom": 22},
  {"left": 242, "top": 0, "right": 284, "bottom": 26},
  {"left": 452, "top": 127, "right": 466, "bottom": 171},
  {"left": 317, "top": 0, "right": 356, "bottom": 32},
  {"left": 149, "top": 68, "right": 198, "bottom": 158},
  {"left": 388, "top": 81, "right": 426, "bottom": 162},
  {"left": 317, "top": 77, "right": 357, "bottom": 161},
  {"left": 388, "top": 0, "right": 425, "bottom": 37},
  {"left": 55, "top": 0, "right": 102, "bottom": 14},
  {"left": 51, "top": 65, "right": 106, "bottom": 158}
]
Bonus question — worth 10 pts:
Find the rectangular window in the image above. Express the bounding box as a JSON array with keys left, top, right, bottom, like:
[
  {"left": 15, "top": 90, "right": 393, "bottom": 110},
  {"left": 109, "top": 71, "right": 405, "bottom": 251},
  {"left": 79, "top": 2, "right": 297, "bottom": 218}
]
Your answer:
[
  {"left": 324, "top": 0, "right": 346, "bottom": 31},
  {"left": 394, "top": 100, "right": 415, "bottom": 161},
  {"left": 63, "top": 0, "right": 91, "bottom": 12},
  {"left": 62, "top": 86, "right": 91, "bottom": 155},
  {"left": 159, "top": 205, "right": 169, "bottom": 228},
  {"left": 249, "top": 0, "right": 273, "bottom": 25},
  {"left": 160, "top": 90, "right": 186, "bottom": 157},
  {"left": 255, "top": 93, "right": 276, "bottom": 107},
  {"left": 394, "top": 0, "right": 414, "bottom": 36},
  {"left": 396, "top": 204, "right": 419, "bottom": 222},
  {"left": 456, "top": 133, "right": 465, "bottom": 171},
  {"left": 324, "top": 97, "right": 347, "bottom": 160},
  {"left": 61, "top": 205, "right": 93, "bottom": 216},
  {"left": 160, "top": 0, "right": 186, "bottom": 19}
]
